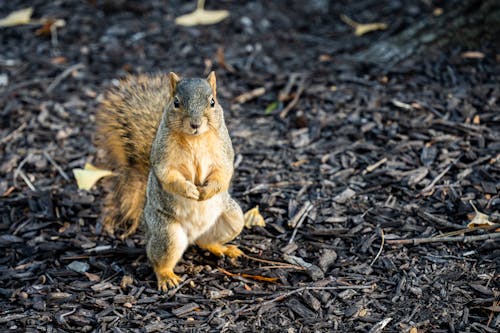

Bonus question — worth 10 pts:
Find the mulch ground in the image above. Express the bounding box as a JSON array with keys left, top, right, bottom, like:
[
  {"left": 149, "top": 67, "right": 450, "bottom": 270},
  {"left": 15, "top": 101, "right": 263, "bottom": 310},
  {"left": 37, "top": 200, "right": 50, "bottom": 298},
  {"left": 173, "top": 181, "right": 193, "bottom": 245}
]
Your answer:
[{"left": 1, "top": 0, "right": 499, "bottom": 332}]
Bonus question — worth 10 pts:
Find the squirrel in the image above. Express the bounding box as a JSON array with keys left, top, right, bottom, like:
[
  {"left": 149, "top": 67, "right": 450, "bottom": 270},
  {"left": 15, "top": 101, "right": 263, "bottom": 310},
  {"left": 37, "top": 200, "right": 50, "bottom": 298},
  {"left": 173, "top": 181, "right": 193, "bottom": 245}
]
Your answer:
[{"left": 96, "top": 72, "right": 245, "bottom": 290}]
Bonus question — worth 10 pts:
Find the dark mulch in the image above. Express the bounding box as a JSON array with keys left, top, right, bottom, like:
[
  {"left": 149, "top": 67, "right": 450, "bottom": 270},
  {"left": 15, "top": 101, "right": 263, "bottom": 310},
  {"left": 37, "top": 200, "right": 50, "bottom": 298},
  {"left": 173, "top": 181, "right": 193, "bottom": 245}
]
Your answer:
[{"left": 1, "top": 0, "right": 499, "bottom": 332}]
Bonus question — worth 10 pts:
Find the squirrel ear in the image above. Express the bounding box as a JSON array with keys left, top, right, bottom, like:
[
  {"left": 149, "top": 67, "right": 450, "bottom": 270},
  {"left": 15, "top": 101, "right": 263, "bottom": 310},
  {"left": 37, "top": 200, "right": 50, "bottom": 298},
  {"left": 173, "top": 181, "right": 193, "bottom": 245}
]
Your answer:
[
  {"left": 207, "top": 71, "right": 217, "bottom": 96},
  {"left": 168, "top": 72, "right": 180, "bottom": 95}
]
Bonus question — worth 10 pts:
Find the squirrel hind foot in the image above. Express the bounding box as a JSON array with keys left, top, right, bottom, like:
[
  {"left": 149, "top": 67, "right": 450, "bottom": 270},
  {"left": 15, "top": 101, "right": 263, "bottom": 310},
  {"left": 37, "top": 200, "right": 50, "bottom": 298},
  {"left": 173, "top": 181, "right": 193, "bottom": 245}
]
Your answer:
[
  {"left": 202, "top": 243, "right": 243, "bottom": 259},
  {"left": 156, "top": 271, "right": 183, "bottom": 292}
]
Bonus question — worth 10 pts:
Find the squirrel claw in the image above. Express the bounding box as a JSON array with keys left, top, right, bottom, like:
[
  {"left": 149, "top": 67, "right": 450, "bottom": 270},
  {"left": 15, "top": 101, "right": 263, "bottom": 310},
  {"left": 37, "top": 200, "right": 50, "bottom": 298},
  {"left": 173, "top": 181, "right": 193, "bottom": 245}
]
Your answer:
[
  {"left": 157, "top": 272, "right": 183, "bottom": 292},
  {"left": 197, "top": 182, "right": 220, "bottom": 201},
  {"left": 203, "top": 244, "right": 243, "bottom": 258},
  {"left": 184, "top": 181, "right": 200, "bottom": 200}
]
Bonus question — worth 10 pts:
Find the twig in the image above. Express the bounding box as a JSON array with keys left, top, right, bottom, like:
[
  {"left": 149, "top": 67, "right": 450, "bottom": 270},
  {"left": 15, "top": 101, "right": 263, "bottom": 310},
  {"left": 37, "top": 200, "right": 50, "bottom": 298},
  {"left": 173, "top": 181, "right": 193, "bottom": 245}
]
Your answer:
[
  {"left": 418, "top": 210, "right": 464, "bottom": 230},
  {"left": 368, "top": 318, "right": 393, "bottom": 333},
  {"left": 0, "top": 122, "right": 27, "bottom": 145},
  {"left": 13, "top": 153, "right": 34, "bottom": 190},
  {"left": 288, "top": 201, "right": 313, "bottom": 244},
  {"left": 18, "top": 171, "right": 36, "bottom": 191},
  {"left": 364, "top": 157, "right": 388, "bottom": 174},
  {"left": 386, "top": 232, "right": 500, "bottom": 245},
  {"left": 436, "top": 224, "right": 500, "bottom": 238},
  {"left": 233, "top": 87, "right": 266, "bottom": 104},
  {"left": 279, "top": 74, "right": 307, "bottom": 119},
  {"left": 46, "top": 63, "right": 84, "bottom": 93},
  {"left": 370, "top": 229, "right": 385, "bottom": 267},
  {"left": 236, "top": 284, "right": 373, "bottom": 314},
  {"left": 0, "top": 78, "right": 48, "bottom": 102},
  {"left": 420, "top": 155, "right": 462, "bottom": 196},
  {"left": 242, "top": 253, "right": 304, "bottom": 270},
  {"left": 43, "top": 150, "right": 70, "bottom": 180}
]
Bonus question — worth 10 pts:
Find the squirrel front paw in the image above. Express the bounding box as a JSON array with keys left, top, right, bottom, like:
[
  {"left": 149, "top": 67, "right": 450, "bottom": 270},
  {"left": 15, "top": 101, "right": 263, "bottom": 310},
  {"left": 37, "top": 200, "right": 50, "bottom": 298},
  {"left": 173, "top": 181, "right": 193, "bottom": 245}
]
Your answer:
[
  {"left": 198, "top": 181, "right": 221, "bottom": 201},
  {"left": 184, "top": 181, "right": 200, "bottom": 200}
]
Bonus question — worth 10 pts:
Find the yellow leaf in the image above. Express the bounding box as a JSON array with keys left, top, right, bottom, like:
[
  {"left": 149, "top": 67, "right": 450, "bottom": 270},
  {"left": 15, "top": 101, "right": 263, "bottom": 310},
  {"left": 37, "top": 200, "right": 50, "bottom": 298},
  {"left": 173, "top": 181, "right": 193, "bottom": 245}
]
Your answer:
[
  {"left": 175, "top": 8, "right": 229, "bottom": 26},
  {"left": 0, "top": 7, "right": 33, "bottom": 27},
  {"left": 73, "top": 163, "right": 115, "bottom": 190},
  {"left": 244, "top": 206, "right": 266, "bottom": 228},
  {"left": 467, "top": 201, "right": 494, "bottom": 228},
  {"left": 340, "top": 14, "right": 387, "bottom": 36}
]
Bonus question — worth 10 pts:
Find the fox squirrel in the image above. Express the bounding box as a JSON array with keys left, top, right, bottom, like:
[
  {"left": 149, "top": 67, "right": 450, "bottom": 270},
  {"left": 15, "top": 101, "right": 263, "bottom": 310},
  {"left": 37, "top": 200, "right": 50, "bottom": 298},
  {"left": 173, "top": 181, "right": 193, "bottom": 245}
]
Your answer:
[{"left": 96, "top": 72, "right": 245, "bottom": 290}]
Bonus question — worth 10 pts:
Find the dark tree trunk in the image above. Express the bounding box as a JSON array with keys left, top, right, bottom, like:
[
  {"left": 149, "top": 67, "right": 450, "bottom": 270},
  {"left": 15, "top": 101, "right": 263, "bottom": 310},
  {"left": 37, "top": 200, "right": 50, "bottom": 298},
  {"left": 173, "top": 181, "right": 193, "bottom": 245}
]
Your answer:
[{"left": 352, "top": 0, "right": 500, "bottom": 67}]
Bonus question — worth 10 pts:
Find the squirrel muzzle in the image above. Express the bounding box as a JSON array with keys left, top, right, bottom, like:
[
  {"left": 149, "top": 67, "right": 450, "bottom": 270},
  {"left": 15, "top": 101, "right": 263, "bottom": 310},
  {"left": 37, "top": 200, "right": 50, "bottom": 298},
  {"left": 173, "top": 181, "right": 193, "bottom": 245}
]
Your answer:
[{"left": 183, "top": 114, "right": 208, "bottom": 135}]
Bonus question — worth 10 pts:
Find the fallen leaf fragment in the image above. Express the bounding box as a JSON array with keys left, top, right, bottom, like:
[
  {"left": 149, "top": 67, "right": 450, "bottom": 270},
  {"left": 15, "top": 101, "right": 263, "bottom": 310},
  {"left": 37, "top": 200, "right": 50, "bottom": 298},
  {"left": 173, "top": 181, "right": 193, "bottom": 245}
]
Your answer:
[
  {"left": 73, "top": 163, "right": 115, "bottom": 190},
  {"left": 35, "top": 18, "right": 66, "bottom": 36},
  {"left": 340, "top": 14, "right": 387, "bottom": 36},
  {"left": 175, "top": 0, "right": 229, "bottom": 27},
  {"left": 264, "top": 101, "right": 279, "bottom": 114},
  {"left": 244, "top": 206, "right": 266, "bottom": 228},
  {"left": 467, "top": 201, "right": 494, "bottom": 228},
  {"left": 120, "top": 275, "right": 134, "bottom": 289},
  {"left": 0, "top": 8, "right": 33, "bottom": 27}
]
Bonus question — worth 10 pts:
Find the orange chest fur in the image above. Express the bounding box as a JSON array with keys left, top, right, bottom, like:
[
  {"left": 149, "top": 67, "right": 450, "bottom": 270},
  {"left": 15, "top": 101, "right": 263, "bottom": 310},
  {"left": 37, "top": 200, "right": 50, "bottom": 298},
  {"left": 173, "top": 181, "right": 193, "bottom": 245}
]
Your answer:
[{"left": 166, "top": 131, "right": 222, "bottom": 186}]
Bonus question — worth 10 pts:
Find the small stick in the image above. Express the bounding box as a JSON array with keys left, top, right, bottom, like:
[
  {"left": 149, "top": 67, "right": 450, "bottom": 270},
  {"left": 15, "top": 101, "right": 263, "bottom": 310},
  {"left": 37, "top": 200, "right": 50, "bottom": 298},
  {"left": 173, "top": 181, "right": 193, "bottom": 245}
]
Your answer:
[
  {"left": 0, "top": 122, "right": 27, "bottom": 145},
  {"left": 364, "top": 157, "right": 388, "bottom": 174},
  {"left": 43, "top": 150, "right": 70, "bottom": 180},
  {"left": 420, "top": 155, "right": 462, "bottom": 196},
  {"left": 18, "top": 170, "right": 36, "bottom": 191},
  {"left": 279, "top": 75, "right": 307, "bottom": 119},
  {"left": 370, "top": 229, "right": 385, "bottom": 267},
  {"left": 46, "top": 63, "right": 84, "bottom": 93},
  {"left": 236, "top": 284, "right": 374, "bottom": 314},
  {"left": 13, "top": 154, "right": 35, "bottom": 190},
  {"left": 233, "top": 87, "right": 265, "bottom": 104},
  {"left": 418, "top": 210, "right": 464, "bottom": 230},
  {"left": 386, "top": 232, "right": 500, "bottom": 245},
  {"left": 242, "top": 253, "right": 304, "bottom": 270},
  {"left": 288, "top": 201, "right": 313, "bottom": 244}
]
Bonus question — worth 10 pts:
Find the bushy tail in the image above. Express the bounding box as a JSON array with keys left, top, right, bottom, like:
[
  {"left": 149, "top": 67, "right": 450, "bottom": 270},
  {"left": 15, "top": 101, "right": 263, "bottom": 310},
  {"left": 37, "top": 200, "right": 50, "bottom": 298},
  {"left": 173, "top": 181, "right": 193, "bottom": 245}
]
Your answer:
[{"left": 95, "top": 74, "right": 169, "bottom": 237}]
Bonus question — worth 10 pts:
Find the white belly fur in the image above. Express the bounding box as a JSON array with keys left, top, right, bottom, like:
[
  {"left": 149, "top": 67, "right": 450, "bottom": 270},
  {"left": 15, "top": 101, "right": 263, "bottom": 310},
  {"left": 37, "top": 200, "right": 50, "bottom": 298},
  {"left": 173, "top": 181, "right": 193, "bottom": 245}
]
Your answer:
[{"left": 172, "top": 193, "right": 224, "bottom": 243}]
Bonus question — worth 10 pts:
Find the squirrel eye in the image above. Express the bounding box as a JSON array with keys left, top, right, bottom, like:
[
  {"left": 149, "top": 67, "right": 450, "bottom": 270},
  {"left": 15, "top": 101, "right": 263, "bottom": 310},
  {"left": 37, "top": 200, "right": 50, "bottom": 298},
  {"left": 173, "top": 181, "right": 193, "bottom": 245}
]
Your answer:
[
  {"left": 210, "top": 98, "right": 215, "bottom": 108},
  {"left": 173, "top": 97, "right": 180, "bottom": 108}
]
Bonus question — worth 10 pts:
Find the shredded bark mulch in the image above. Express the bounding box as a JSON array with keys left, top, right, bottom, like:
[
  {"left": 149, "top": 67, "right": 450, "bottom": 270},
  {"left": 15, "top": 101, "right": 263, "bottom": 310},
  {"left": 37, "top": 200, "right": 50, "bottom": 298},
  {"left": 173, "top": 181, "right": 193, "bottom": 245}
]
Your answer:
[{"left": 0, "top": 0, "right": 499, "bottom": 332}]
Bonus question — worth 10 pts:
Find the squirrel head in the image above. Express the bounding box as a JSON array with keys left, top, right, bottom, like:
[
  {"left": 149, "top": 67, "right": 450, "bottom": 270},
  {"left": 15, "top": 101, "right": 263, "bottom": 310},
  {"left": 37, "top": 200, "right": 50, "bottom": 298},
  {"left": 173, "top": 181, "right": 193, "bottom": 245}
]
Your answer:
[{"left": 167, "top": 71, "right": 221, "bottom": 136}]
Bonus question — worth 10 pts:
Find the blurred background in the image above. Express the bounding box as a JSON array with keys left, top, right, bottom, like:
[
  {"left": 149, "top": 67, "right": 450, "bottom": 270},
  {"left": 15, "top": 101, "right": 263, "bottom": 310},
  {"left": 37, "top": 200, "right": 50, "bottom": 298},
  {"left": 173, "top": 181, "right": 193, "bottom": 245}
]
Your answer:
[{"left": 0, "top": 1, "right": 499, "bottom": 332}]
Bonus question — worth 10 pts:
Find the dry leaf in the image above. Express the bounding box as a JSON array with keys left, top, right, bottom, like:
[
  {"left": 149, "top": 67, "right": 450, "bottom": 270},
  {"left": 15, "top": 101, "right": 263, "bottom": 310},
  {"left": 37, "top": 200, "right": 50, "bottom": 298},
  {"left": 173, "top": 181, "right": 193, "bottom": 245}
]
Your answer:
[
  {"left": 340, "top": 14, "right": 387, "bottom": 36},
  {"left": 73, "top": 163, "right": 115, "bottom": 190},
  {"left": 175, "top": 8, "right": 229, "bottom": 26},
  {"left": 0, "top": 7, "right": 33, "bottom": 27},
  {"left": 35, "top": 18, "right": 66, "bottom": 36},
  {"left": 244, "top": 206, "right": 266, "bottom": 228},
  {"left": 467, "top": 201, "right": 494, "bottom": 228}
]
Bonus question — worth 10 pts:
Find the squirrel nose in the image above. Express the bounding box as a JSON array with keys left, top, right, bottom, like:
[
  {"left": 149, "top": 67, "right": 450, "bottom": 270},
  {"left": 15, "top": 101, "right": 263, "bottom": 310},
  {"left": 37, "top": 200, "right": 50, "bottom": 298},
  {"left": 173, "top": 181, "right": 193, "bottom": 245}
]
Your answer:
[{"left": 190, "top": 121, "right": 201, "bottom": 129}]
